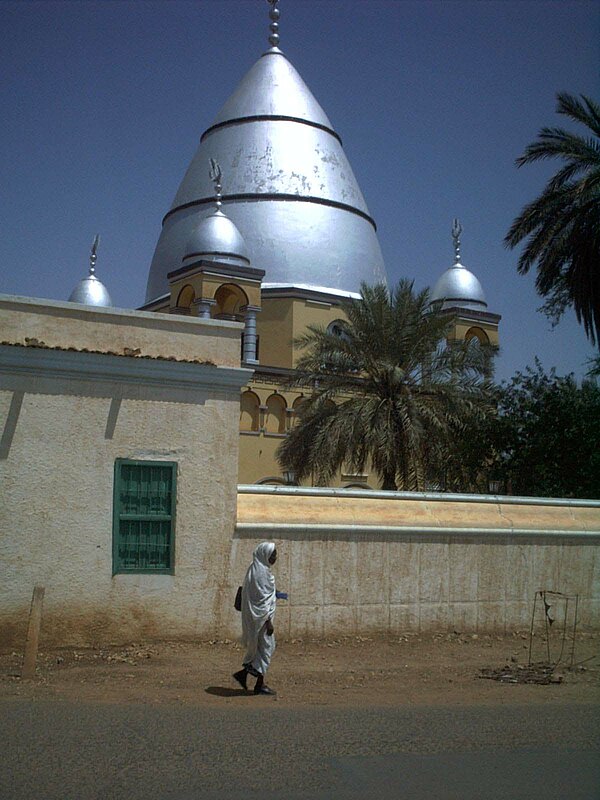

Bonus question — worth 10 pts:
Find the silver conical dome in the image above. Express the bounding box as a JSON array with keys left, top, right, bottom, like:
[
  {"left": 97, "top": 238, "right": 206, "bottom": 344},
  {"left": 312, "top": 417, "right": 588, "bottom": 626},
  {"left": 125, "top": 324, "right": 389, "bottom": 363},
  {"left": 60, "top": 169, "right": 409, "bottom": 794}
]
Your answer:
[
  {"left": 145, "top": 47, "right": 387, "bottom": 303},
  {"left": 183, "top": 209, "right": 250, "bottom": 267}
]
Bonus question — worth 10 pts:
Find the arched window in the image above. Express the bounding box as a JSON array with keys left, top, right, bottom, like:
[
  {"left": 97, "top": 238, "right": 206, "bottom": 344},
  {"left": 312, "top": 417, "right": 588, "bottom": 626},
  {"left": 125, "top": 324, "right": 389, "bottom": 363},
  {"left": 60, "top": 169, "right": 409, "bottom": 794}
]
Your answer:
[
  {"left": 214, "top": 283, "right": 249, "bottom": 320},
  {"left": 327, "top": 319, "right": 350, "bottom": 340},
  {"left": 176, "top": 284, "right": 195, "bottom": 313},
  {"left": 291, "top": 396, "right": 307, "bottom": 427},
  {"left": 465, "top": 326, "right": 490, "bottom": 345},
  {"left": 240, "top": 390, "right": 260, "bottom": 432},
  {"left": 265, "top": 393, "right": 287, "bottom": 434}
]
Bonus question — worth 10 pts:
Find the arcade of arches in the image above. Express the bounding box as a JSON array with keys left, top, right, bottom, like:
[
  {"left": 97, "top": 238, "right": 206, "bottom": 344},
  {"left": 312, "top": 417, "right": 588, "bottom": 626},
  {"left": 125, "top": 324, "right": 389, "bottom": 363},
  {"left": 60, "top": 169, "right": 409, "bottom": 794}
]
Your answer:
[{"left": 238, "top": 387, "right": 370, "bottom": 487}]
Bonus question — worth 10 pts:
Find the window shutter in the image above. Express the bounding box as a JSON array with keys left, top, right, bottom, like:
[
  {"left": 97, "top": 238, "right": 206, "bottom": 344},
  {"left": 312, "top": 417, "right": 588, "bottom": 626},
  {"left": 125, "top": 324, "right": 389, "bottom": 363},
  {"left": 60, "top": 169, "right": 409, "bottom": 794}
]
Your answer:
[{"left": 113, "top": 460, "right": 177, "bottom": 573}]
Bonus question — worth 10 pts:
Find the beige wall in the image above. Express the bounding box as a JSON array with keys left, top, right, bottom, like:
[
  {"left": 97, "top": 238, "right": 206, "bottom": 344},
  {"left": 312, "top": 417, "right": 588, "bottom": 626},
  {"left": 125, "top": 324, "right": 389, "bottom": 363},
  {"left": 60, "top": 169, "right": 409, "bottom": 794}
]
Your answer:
[
  {"left": 0, "top": 296, "right": 251, "bottom": 648},
  {"left": 0, "top": 294, "right": 242, "bottom": 367},
  {"left": 257, "top": 297, "right": 295, "bottom": 368},
  {"left": 228, "top": 486, "right": 600, "bottom": 638},
  {"left": 257, "top": 295, "right": 346, "bottom": 369}
]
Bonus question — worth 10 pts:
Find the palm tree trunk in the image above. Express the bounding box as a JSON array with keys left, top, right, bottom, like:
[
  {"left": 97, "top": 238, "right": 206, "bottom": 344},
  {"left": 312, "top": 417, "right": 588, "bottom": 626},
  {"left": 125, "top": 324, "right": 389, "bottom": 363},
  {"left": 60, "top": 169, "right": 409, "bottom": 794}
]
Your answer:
[{"left": 381, "top": 468, "right": 397, "bottom": 491}]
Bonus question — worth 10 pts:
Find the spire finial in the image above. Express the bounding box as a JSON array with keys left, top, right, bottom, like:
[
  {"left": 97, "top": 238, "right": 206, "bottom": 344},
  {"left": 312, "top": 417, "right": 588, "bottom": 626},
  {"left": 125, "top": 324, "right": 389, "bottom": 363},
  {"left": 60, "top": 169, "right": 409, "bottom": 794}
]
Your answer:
[
  {"left": 208, "top": 158, "right": 223, "bottom": 211},
  {"left": 267, "top": 0, "right": 280, "bottom": 48},
  {"left": 451, "top": 218, "right": 462, "bottom": 264},
  {"left": 89, "top": 234, "right": 100, "bottom": 276}
]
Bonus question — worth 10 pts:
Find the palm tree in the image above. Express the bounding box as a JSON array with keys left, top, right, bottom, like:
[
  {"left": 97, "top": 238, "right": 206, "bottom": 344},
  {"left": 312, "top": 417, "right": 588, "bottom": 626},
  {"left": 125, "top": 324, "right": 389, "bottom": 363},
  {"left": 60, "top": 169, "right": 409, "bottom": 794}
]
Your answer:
[
  {"left": 276, "top": 280, "right": 493, "bottom": 491},
  {"left": 505, "top": 92, "right": 600, "bottom": 346}
]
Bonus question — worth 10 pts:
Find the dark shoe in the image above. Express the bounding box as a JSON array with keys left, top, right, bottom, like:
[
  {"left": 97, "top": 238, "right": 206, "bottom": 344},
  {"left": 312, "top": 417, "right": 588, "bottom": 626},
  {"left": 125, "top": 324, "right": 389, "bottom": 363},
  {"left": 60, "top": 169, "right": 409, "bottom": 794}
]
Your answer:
[
  {"left": 254, "top": 685, "right": 276, "bottom": 695},
  {"left": 232, "top": 670, "right": 248, "bottom": 691}
]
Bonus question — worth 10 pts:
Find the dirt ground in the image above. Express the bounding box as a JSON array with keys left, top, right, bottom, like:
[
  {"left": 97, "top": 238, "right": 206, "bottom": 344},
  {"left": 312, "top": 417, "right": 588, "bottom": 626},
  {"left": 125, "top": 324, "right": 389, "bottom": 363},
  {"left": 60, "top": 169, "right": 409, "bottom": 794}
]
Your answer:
[{"left": 1, "top": 631, "right": 598, "bottom": 708}]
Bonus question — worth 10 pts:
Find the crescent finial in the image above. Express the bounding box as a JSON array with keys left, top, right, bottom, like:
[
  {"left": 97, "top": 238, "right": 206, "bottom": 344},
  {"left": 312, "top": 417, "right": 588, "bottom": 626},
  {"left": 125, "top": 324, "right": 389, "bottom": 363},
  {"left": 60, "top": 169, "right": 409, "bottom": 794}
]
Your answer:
[{"left": 209, "top": 158, "right": 223, "bottom": 211}]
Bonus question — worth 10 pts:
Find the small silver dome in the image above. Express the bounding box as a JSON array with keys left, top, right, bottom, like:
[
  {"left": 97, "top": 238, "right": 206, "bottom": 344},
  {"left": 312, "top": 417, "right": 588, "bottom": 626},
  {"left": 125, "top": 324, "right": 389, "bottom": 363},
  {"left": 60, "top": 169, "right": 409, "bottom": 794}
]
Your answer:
[
  {"left": 68, "top": 273, "right": 112, "bottom": 307},
  {"left": 183, "top": 209, "right": 250, "bottom": 267},
  {"left": 430, "top": 262, "right": 487, "bottom": 310}
]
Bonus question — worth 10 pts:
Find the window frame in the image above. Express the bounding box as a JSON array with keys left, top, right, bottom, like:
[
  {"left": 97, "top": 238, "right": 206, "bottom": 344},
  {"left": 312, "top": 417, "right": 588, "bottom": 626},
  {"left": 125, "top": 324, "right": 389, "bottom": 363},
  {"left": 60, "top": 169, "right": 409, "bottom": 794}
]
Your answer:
[{"left": 112, "top": 458, "right": 177, "bottom": 575}]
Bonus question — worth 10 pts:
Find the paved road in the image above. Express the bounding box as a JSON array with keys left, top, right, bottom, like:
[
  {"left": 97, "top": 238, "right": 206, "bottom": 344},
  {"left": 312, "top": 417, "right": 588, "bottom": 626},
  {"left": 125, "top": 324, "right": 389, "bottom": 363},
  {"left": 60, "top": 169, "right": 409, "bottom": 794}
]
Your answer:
[{"left": 2, "top": 699, "right": 599, "bottom": 799}]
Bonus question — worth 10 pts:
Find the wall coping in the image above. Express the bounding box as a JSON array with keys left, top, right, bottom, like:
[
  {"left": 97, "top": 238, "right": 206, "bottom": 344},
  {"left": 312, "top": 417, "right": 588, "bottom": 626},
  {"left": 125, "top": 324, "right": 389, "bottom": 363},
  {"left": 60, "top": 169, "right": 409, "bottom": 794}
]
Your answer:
[
  {"left": 237, "top": 484, "right": 600, "bottom": 509},
  {"left": 0, "top": 294, "right": 243, "bottom": 335},
  {"left": 235, "top": 522, "right": 600, "bottom": 541}
]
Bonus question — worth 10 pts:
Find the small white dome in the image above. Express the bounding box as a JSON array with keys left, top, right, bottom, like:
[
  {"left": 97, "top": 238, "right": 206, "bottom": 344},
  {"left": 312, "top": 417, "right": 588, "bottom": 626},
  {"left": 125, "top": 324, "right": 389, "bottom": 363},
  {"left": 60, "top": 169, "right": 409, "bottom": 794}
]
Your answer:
[
  {"left": 68, "top": 273, "right": 112, "bottom": 307},
  {"left": 430, "top": 262, "right": 487, "bottom": 310},
  {"left": 183, "top": 210, "right": 250, "bottom": 266}
]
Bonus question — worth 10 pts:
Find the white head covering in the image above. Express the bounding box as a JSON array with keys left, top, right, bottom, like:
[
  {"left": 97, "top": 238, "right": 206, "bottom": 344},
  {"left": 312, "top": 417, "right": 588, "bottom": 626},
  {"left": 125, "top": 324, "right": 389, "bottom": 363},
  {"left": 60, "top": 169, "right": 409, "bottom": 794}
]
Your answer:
[{"left": 241, "top": 542, "right": 277, "bottom": 655}]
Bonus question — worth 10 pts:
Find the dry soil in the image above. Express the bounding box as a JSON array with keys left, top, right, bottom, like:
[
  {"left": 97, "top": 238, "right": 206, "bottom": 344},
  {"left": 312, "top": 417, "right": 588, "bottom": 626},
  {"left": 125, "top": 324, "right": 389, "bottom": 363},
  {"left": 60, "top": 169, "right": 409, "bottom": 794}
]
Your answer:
[{"left": 1, "top": 630, "right": 598, "bottom": 708}]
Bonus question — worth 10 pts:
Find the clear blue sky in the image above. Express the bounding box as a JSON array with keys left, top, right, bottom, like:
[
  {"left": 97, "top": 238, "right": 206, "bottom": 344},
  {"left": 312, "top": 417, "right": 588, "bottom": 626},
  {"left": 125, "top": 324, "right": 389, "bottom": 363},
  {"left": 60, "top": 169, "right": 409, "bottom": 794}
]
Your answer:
[{"left": 1, "top": 0, "right": 598, "bottom": 381}]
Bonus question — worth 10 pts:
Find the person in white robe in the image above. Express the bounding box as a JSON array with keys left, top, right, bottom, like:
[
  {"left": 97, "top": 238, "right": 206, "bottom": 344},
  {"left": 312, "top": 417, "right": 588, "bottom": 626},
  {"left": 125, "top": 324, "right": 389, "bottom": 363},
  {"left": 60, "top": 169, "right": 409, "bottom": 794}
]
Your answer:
[{"left": 233, "top": 541, "right": 278, "bottom": 695}]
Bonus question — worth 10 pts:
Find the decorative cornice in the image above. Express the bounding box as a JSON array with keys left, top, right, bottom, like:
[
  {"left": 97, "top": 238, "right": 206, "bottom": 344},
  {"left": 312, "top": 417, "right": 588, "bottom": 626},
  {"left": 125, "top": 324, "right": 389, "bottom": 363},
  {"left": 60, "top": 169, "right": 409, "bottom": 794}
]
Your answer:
[
  {"left": 260, "top": 286, "right": 349, "bottom": 305},
  {"left": 0, "top": 344, "right": 252, "bottom": 397},
  {"left": 439, "top": 306, "right": 502, "bottom": 324},
  {"left": 168, "top": 260, "right": 265, "bottom": 283}
]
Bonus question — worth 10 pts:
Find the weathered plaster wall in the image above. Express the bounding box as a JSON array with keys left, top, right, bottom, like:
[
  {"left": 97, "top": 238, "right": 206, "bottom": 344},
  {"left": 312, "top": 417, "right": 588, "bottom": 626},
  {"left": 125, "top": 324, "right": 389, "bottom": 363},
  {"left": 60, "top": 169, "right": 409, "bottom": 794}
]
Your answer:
[
  {"left": 0, "top": 297, "right": 251, "bottom": 648},
  {"left": 229, "top": 487, "right": 600, "bottom": 637},
  {"left": 0, "top": 295, "right": 242, "bottom": 367}
]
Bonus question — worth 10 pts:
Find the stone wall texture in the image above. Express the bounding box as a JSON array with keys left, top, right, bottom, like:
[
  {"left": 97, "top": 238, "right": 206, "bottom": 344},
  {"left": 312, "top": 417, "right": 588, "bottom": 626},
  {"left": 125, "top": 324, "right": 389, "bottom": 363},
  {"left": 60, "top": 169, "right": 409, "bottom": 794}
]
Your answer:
[{"left": 229, "top": 487, "right": 600, "bottom": 638}]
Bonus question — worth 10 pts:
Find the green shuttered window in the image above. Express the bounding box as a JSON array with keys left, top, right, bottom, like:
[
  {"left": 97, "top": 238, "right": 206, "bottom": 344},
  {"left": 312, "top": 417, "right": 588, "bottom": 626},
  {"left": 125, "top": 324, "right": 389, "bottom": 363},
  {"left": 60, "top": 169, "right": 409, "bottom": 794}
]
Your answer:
[{"left": 113, "top": 459, "right": 177, "bottom": 574}]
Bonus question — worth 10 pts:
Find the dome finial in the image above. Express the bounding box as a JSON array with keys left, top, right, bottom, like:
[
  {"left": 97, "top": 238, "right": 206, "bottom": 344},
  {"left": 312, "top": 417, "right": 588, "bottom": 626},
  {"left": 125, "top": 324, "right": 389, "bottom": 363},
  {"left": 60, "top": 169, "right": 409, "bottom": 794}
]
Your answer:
[
  {"left": 89, "top": 234, "right": 100, "bottom": 275},
  {"left": 208, "top": 158, "right": 223, "bottom": 211},
  {"left": 451, "top": 218, "right": 463, "bottom": 265},
  {"left": 267, "top": 0, "right": 280, "bottom": 48}
]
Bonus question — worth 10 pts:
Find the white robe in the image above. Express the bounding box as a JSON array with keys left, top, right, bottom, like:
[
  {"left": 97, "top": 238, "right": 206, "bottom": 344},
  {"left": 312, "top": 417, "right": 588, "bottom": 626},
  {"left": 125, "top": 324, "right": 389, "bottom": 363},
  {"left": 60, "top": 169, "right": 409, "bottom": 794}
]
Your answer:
[{"left": 241, "top": 542, "right": 277, "bottom": 676}]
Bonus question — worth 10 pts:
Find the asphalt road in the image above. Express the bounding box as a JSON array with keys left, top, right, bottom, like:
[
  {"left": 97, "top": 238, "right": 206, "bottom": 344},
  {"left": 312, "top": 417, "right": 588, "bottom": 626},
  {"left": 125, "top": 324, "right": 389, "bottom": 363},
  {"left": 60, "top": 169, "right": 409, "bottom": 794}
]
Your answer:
[{"left": 2, "top": 699, "right": 599, "bottom": 799}]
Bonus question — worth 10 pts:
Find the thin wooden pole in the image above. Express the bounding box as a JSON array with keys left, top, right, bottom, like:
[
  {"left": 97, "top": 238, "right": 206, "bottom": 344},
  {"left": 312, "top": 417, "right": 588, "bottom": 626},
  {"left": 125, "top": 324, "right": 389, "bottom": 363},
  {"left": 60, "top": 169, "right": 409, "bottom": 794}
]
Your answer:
[
  {"left": 528, "top": 591, "right": 538, "bottom": 666},
  {"left": 570, "top": 595, "right": 579, "bottom": 668},
  {"left": 543, "top": 591, "right": 551, "bottom": 662},
  {"left": 22, "top": 585, "right": 45, "bottom": 679}
]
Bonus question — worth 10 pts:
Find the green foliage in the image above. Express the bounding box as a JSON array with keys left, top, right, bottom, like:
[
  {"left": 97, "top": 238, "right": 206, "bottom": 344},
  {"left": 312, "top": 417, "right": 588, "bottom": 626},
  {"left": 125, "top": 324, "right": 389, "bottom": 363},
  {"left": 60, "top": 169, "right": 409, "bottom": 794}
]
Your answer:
[
  {"left": 276, "top": 280, "right": 494, "bottom": 490},
  {"left": 450, "top": 360, "right": 600, "bottom": 498},
  {"left": 505, "top": 92, "right": 600, "bottom": 346},
  {"left": 495, "top": 360, "right": 600, "bottom": 498}
]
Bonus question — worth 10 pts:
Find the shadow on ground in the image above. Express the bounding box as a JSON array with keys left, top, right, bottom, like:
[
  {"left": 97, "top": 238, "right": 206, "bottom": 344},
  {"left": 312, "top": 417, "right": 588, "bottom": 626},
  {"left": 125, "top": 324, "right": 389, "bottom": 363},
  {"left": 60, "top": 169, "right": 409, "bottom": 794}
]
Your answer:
[{"left": 205, "top": 686, "right": 250, "bottom": 697}]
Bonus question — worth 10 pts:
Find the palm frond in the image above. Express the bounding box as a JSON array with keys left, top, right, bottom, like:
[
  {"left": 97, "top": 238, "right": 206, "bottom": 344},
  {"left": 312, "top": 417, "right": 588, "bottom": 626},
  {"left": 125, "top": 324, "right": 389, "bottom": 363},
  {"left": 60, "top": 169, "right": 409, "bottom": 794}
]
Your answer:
[
  {"left": 277, "top": 280, "right": 494, "bottom": 489},
  {"left": 506, "top": 92, "right": 600, "bottom": 345}
]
